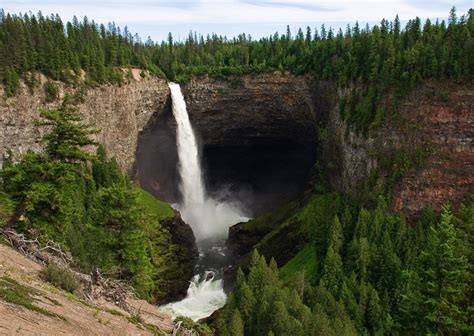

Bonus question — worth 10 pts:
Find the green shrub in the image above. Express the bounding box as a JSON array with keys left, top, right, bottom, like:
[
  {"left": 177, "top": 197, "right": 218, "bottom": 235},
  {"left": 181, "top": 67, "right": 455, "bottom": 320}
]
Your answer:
[
  {"left": 0, "top": 192, "right": 14, "bottom": 227},
  {"left": 44, "top": 80, "right": 58, "bottom": 102},
  {"left": 72, "top": 84, "right": 87, "bottom": 104},
  {"left": 3, "top": 67, "right": 20, "bottom": 97},
  {"left": 126, "top": 68, "right": 133, "bottom": 80},
  {"left": 175, "top": 316, "right": 213, "bottom": 336},
  {"left": 41, "top": 263, "right": 78, "bottom": 293},
  {"left": 147, "top": 64, "right": 167, "bottom": 79}
]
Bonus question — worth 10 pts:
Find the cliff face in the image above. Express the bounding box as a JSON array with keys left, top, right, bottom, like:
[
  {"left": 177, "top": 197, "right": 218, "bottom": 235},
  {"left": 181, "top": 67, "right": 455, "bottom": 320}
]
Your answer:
[
  {"left": 225, "top": 78, "right": 473, "bottom": 265},
  {"left": 182, "top": 72, "right": 316, "bottom": 148},
  {"left": 324, "top": 81, "right": 473, "bottom": 218},
  {"left": 0, "top": 74, "right": 169, "bottom": 175}
]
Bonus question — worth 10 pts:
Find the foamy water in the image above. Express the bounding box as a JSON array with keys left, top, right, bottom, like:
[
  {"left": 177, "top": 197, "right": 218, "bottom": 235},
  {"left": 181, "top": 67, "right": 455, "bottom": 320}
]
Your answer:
[{"left": 161, "top": 272, "right": 226, "bottom": 321}]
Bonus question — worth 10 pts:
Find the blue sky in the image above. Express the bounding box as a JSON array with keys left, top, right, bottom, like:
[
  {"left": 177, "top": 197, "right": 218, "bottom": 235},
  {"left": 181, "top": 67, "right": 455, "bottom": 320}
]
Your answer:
[{"left": 2, "top": 1, "right": 472, "bottom": 41}]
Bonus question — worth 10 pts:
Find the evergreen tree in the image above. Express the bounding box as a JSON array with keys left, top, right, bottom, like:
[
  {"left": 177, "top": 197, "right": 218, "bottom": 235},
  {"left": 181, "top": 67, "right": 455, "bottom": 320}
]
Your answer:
[
  {"left": 402, "top": 206, "right": 469, "bottom": 334},
  {"left": 36, "top": 94, "right": 98, "bottom": 163},
  {"left": 229, "top": 310, "right": 244, "bottom": 336}
]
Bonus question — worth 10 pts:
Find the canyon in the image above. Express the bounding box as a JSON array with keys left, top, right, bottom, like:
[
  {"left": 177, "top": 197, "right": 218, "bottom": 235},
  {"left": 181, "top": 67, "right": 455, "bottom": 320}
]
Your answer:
[
  {"left": 3, "top": 72, "right": 469, "bottom": 218},
  {"left": 1, "top": 71, "right": 473, "bottom": 298}
]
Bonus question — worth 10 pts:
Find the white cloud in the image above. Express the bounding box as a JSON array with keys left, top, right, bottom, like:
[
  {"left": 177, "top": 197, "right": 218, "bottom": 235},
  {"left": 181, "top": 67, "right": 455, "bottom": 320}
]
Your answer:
[{"left": 2, "top": 1, "right": 470, "bottom": 40}]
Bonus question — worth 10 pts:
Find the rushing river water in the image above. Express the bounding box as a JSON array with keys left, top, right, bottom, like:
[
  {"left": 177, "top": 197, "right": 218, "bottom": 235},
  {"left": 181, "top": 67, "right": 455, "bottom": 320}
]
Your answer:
[{"left": 160, "top": 83, "right": 248, "bottom": 321}]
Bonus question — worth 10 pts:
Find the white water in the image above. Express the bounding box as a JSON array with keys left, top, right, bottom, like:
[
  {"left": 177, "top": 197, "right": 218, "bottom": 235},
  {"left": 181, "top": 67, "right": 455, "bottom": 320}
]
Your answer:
[
  {"left": 161, "top": 83, "right": 248, "bottom": 321},
  {"left": 162, "top": 272, "right": 227, "bottom": 321}
]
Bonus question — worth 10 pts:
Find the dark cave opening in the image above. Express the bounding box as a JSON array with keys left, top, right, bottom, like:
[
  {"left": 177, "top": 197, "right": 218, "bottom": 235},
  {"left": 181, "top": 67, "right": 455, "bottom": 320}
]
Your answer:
[
  {"left": 202, "top": 143, "right": 315, "bottom": 216},
  {"left": 136, "top": 100, "right": 316, "bottom": 217}
]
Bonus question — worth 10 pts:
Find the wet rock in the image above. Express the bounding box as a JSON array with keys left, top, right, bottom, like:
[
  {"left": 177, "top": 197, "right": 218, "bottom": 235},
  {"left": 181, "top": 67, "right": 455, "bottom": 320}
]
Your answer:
[{"left": 160, "top": 211, "right": 199, "bottom": 303}]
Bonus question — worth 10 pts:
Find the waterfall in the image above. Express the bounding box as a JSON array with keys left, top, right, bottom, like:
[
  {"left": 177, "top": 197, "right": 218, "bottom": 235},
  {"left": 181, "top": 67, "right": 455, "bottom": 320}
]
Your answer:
[
  {"left": 161, "top": 83, "right": 248, "bottom": 321},
  {"left": 170, "top": 82, "right": 206, "bottom": 208}
]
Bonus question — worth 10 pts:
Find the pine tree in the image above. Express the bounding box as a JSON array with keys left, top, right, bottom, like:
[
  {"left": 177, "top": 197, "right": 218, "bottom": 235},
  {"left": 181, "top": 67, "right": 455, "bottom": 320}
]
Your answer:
[
  {"left": 402, "top": 206, "right": 469, "bottom": 334},
  {"left": 229, "top": 310, "right": 245, "bottom": 336},
  {"left": 36, "top": 94, "right": 98, "bottom": 162},
  {"left": 320, "top": 245, "right": 344, "bottom": 298}
]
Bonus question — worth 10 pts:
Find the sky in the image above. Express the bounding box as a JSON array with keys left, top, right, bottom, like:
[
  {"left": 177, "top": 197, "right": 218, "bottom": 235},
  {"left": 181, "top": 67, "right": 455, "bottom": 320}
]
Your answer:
[{"left": 2, "top": 1, "right": 472, "bottom": 41}]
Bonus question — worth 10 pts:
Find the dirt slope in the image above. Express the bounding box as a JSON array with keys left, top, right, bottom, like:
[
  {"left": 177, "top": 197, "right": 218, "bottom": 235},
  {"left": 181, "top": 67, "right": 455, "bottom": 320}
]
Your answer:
[{"left": 0, "top": 242, "right": 174, "bottom": 336}]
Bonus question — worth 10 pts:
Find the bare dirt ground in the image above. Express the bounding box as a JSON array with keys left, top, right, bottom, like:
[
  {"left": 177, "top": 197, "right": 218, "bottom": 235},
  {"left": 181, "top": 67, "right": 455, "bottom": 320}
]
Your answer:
[{"left": 0, "top": 242, "right": 174, "bottom": 336}]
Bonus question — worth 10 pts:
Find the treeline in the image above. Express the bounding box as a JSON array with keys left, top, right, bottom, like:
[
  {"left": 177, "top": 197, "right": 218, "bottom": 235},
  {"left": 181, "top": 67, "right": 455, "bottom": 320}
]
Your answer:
[
  {"left": 216, "top": 199, "right": 473, "bottom": 335},
  {"left": 1, "top": 7, "right": 473, "bottom": 130},
  {"left": 1, "top": 7, "right": 473, "bottom": 85},
  {"left": 0, "top": 9, "right": 163, "bottom": 93},
  {"left": 159, "top": 7, "right": 474, "bottom": 83},
  {"left": 0, "top": 96, "right": 192, "bottom": 302}
]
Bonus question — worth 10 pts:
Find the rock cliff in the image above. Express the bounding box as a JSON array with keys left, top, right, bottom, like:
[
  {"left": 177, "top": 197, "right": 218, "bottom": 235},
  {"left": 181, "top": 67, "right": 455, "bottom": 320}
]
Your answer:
[
  {"left": 226, "top": 78, "right": 473, "bottom": 263},
  {"left": 323, "top": 81, "right": 473, "bottom": 218},
  {"left": 0, "top": 73, "right": 169, "bottom": 175},
  {"left": 182, "top": 73, "right": 316, "bottom": 148}
]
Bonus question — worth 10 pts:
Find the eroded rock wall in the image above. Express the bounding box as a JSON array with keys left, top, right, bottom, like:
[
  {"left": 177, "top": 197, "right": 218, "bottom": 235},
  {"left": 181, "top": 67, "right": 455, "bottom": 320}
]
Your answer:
[
  {"left": 2, "top": 73, "right": 472, "bottom": 219},
  {"left": 182, "top": 72, "right": 317, "bottom": 148},
  {"left": 0, "top": 74, "right": 169, "bottom": 175},
  {"left": 323, "top": 81, "right": 474, "bottom": 218}
]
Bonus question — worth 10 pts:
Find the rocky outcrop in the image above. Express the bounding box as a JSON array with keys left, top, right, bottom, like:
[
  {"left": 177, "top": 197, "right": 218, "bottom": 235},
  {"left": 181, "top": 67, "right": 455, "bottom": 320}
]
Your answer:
[
  {"left": 323, "top": 81, "right": 474, "bottom": 218},
  {"left": 0, "top": 73, "right": 169, "bottom": 175},
  {"left": 227, "top": 199, "right": 307, "bottom": 267},
  {"left": 388, "top": 83, "right": 473, "bottom": 217},
  {"left": 182, "top": 72, "right": 317, "bottom": 148},
  {"left": 160, "top": 212, "right": 199, "bottom": 302}
]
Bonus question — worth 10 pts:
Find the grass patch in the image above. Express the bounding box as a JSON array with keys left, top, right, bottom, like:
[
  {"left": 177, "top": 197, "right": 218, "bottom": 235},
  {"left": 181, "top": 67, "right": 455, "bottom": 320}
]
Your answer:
[
  {"left": 107, "top": 308, "right": 124, "bottom": 317},
  {"left": 0, "top": 276, "right": 64, "bottom": 319},
  {"left": 128, "top": 312, "right": 144, "bottom": 325},
  {"left": 280, "top": 244, "right": 319, "bottom": 285},
  {"left": 135, "top": 189, "right": 175, "bottom": 221},
  {"left": 44, "top": 296, "right": 62, "bottom": 306},
  {"left": 241, "top": 199, "right": 299, "bottom": 231},
  {"left": 144, "top": 323, "right": 166, "bottom": 335},
  {"left": 128, "top": 312, "right": 167, "bottom": 335},
  {"left": 41, "top": 263, "right": 78, "bottom": 293}
]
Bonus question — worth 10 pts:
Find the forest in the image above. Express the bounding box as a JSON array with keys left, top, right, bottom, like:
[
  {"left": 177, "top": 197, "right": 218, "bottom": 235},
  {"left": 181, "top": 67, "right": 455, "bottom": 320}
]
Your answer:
[{"left": 215, "top": 198, "right": 472, "bottom": 335}]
